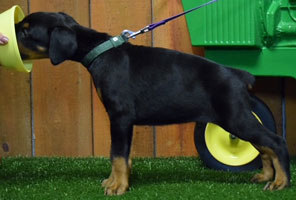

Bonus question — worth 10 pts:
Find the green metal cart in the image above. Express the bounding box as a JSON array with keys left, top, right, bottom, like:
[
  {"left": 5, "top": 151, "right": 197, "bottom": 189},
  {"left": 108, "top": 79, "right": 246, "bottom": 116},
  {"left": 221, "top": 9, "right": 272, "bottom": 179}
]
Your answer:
[{"left": 182, "top": 0, "right": 295, "bottom": 171}]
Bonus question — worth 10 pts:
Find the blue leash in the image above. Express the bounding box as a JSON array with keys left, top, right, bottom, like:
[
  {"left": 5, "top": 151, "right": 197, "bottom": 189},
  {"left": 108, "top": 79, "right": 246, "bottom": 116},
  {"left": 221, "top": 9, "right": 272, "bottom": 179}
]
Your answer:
[
  {"left": 82, "top": 0, "right": 218, "bottom": 67},
  {"left": 122, "top": 0, "right": 219, "bottom": 39}
]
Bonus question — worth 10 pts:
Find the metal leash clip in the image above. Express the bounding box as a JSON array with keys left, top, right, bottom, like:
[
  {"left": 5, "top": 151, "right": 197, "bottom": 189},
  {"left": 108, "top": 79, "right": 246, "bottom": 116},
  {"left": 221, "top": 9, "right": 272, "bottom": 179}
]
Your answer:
[
  {"left": 122, "top": 26, "right": 150, "bottom": 39},
  {"left": 122, "top": 0, "right": 218, "bottom": 40}
]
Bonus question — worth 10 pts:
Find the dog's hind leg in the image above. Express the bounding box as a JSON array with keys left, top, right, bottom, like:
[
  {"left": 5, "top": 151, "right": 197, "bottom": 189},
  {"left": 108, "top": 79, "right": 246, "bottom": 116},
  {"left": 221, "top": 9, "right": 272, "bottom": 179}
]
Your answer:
[
  {"left": 102, "top": 119, "right": 133, "bottom": 195},
  {"left": 220, "top": 110, "right": 290, "bottom": 191},
  {"left": 251, "top": 149, "right": 274, "bottom": 183},
  {"left": 253, "top": 144, "right": 290, "bottom": 190}
]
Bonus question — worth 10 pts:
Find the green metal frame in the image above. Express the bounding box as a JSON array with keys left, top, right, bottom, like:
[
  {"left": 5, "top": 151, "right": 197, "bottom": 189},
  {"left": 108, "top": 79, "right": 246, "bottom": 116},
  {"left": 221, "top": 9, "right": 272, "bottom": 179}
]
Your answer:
[
  {"left": 182, "top": 0, "right": 296, "bottom": 79},
  {"left": 182, "top": 0, "right": 265, "bottom": 47},
  {"left": 206, "top": 47, "right": 296, "bottom": 78}
]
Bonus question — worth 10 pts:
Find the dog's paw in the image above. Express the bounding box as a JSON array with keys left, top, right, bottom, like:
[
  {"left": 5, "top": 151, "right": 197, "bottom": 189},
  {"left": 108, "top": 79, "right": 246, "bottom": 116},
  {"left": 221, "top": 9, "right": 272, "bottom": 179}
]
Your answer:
[
  {"left": 263, "top": 179, "right": 289, "bottom": 191},
  {"left": 102, "top": 175, "right": 129, "bottom": 195},
  {"left": 102, "top": 157, "right": 130, "bottom": 195},
  {"left": 251, "top": 173, "right": 273, "bottom": 183}
]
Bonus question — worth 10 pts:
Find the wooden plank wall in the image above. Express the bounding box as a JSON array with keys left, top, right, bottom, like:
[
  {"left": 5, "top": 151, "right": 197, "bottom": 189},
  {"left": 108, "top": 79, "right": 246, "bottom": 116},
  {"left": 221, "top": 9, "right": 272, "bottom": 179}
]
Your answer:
[
  {"left": 0, "top": 0, "right": 295, "bottom": 158},
  {"left": 0, "top": 0, "right": 31, "bottom": 157}
]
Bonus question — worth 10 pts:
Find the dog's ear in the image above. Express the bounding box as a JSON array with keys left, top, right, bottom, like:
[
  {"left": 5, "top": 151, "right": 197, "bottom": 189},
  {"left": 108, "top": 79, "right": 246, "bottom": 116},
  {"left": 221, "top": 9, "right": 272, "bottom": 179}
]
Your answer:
[{"left": 49, "top": 27, "right": 77, "bottom": 65}]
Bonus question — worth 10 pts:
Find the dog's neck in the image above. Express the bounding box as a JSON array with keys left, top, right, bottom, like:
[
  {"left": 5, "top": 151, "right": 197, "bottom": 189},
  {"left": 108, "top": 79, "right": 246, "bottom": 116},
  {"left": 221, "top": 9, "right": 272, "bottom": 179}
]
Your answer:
[{"left": 71, "top": 25, "right": 111, "bottom": 65}]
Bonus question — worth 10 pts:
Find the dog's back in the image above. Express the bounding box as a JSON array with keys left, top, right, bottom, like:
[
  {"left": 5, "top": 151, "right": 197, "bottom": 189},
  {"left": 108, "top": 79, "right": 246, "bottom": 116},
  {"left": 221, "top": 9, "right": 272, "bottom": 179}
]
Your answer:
[{"left": 90, "top": 44, "right": 254, "bottom": 126}]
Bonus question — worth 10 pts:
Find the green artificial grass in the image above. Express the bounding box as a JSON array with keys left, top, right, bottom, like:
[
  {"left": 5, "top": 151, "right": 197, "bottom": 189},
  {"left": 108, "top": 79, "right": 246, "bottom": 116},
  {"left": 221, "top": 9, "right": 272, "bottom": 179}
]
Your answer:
[{"left": 0, "top": 157, "right": 295, "bottom": 200}]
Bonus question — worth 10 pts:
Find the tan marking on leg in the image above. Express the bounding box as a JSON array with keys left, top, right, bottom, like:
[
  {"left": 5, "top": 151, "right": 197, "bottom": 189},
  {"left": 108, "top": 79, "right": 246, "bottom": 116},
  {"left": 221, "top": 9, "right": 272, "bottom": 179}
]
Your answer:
[
  {"left": 102, "top": 157, "right": 130, "bottom": 195},
  {"left": 102, "top": 171, "right": 114, "bottom": 188},
  {"left": 259, "top": 147, "right": 289, "bottom": 191},
  {"left": 128, "top": 158, "right": 132, "bottom": 172},
  {"left": 267, "top": 156, "right": 288, "bottom": 190},
  {"left": 251, "top": 153, "right": 274, "bottom": 183}
]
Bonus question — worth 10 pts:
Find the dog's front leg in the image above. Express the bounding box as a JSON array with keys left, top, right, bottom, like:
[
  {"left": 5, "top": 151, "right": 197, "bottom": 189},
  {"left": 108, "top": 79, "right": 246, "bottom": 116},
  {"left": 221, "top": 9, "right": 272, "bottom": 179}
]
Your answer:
[{"left": 102, "top": 120, "right": 133, "bottom": 195}]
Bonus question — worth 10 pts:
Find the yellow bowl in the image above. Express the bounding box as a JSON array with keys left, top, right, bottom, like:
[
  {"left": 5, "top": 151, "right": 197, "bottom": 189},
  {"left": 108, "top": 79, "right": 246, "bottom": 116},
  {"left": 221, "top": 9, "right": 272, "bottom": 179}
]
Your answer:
[{"left": 0, "top": 5, "right": 32, "bottom": 72}]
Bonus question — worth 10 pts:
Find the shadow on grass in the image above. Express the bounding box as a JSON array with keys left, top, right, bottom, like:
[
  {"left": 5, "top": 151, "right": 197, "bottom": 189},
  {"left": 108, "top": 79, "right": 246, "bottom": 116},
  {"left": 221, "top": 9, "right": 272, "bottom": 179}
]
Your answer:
[{"left": 130, "top": 158, "right": 255, "bottom": 187}]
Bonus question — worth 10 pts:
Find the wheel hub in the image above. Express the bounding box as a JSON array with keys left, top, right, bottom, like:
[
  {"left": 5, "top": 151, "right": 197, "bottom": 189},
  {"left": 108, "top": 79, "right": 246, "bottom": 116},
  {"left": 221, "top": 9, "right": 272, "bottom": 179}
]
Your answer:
[{"left": 204, "top": 113, "right": 262, "bottom": 166}]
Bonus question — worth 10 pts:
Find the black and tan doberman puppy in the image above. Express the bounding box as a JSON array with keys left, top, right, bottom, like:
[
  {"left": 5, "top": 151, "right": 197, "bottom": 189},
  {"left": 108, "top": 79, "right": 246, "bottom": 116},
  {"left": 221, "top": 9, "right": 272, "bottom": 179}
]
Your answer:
[{"left": 15, "top": 12, "right": 290, "bottom": 195}]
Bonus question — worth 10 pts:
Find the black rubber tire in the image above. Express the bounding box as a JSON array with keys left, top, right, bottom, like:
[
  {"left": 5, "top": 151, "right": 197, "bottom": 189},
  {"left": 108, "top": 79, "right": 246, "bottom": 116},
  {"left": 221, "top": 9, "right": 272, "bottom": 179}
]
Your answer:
[{"left": 194, "top": 95, "right": 277, "bottom": 172}]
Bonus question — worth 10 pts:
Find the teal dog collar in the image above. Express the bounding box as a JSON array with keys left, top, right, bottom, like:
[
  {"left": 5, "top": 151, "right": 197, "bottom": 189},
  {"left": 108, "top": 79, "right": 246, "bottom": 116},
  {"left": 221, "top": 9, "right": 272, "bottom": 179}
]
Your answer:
[{"left": 81, "top": 34, "right": 128, "bottom": 67}]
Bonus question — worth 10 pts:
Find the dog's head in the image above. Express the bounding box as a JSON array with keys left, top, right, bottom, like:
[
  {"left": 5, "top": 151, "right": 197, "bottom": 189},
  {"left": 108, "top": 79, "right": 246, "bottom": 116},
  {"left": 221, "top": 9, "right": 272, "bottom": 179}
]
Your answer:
[{"left": 16, "top": 12, "right": 78, "bottom": 65}]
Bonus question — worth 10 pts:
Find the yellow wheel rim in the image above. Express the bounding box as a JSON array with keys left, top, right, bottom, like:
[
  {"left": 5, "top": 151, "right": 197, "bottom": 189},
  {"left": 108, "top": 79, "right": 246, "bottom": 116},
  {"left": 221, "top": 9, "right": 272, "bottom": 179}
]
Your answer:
[{"left": 205, "top": 112, "right": 261, "bottom": 166}]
